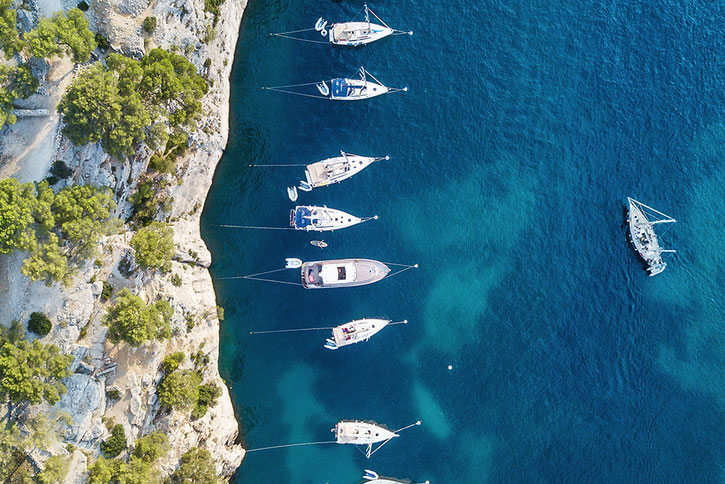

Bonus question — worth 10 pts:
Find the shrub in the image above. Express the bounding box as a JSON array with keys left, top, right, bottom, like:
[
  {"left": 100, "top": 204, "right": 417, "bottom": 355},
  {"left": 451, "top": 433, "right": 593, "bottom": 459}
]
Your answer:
[
  {"left": 158, "top": 369, "right": 201, "bottom": 411},
  {"left": 38, "top": 454, "right": 70, "bottom": 484},
  {"left": 132, "top": 431, "right": 168, "bottom": 462},
  {"left": 143, "top": 16, "right": 157, "bottom": 34},
  {"left": 100, "top": 424, "right": 127, "bottom": 457},
  {"left": 170, "top": 447, "right": 217, "bottom": 484},
  {"left": 161, "top": 351, "right": 184, "bottom": 374},
  {"left": 28, "top": 312, "right": 52, "bottom": 336},
  {"left": 94, "top": 32, "right": 110, "bottom": 51},
  {"left": 216, "top": 305, "right": 224, "bottom": 321},
  {"left": 106, "top": 388, "right": 121, "bottom": 400},
  {"left": 170, "top": 273, "right": 182, "bottom": 287},
  {"left": 104, "top": 288, "right": 173, "bottom": 346},
  {"left": 101, "top": 281, "right": 113, "bottom": 301},
  {"left": 192, "top": 382, "right": 221, "bottom": 420},
  {"left": 131, "top": 222, "right": 174, "bottom": 271},
  {"left": 77, "top": 1, "right": 89, "bottom": 11}
]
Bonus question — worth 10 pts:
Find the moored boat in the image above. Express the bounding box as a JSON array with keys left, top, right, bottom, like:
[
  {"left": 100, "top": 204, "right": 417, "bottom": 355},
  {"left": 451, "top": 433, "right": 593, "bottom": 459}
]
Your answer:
[
  {"left": 362, "top": 469, "right": 429, "bottom": 484},
  {"left": 290, "top": 205, "right": 377, "bottom": 232},
  {"left": 299, "top": 151, "right": 388, "bottom": 191},
  {"left": 301, "top": 259, "right": 390, "bottom": 289},
  {"left": 333, "top": 421, "right": 398, "bottom": 446},
  {"left": 325, "top": 318, "right": 391, "bottom": 349},
  {"left": 627, "top": 198, "right": 676, "bottom": 276}
]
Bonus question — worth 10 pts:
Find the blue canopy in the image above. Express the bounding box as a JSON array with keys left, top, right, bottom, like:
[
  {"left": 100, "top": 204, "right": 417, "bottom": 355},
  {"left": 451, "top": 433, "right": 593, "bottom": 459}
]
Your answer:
[
  {"left": 294, "top": 207, "right": 316, "bottom": 228},
  {"left": 331, "top": 78, "right": 353, "bottom": 98}
]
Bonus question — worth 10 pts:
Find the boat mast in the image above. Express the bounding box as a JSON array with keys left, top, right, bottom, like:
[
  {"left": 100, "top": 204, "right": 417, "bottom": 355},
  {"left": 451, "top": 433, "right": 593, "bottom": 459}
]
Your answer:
[{"left": 364, "top": 3, "right": 370, "bottom": 28}]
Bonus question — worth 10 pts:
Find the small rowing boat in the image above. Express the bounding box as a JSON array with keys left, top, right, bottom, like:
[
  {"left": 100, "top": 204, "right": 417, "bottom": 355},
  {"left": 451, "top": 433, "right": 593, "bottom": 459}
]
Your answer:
[
  {"left": 290, "top": 205, "right": 378, "bottom": 232},
  {"left": 310, "top": 240, "right": 328, "bottom": 248}
]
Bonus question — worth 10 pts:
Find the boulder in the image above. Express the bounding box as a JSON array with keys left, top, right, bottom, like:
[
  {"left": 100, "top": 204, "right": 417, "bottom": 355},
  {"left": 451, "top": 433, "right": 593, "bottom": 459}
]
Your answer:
[{"left": 54, "top": 374, "right": 103, "bottom": 443}]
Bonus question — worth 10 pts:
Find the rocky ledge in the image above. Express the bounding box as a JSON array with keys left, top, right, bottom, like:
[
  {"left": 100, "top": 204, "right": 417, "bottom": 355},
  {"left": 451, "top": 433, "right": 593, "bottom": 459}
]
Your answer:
[{"left": 0, "top": 0, "right": 247, "bottom": 480}]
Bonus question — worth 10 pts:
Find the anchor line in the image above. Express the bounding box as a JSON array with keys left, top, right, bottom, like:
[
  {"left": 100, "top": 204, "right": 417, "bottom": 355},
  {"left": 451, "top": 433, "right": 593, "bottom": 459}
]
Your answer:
[
  {"left": 218, "top": 267, "right": 303, "bottom": 286},
  {"left": 249, "top": 319, "right": 407, "bottom": 335},
  {"left": 270, "top": 34, "right": 330, "bottom": 44},
  {"left": 246, "top": 440, "right": 337, "bottom": 453},
  {"left": 249, "top": 163, "right": 309, "bottom": 167},
  {"left": 214, "top": 225, "right": 296, "bottom": 230},
  {"left": 261, "top": 87, "right": 330, "bottom": 99}
]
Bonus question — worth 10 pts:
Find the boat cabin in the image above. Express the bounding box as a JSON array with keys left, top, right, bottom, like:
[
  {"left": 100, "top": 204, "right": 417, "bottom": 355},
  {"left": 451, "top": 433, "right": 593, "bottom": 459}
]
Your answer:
[{"left": 303, "top": 262, "right": 356, "bottom": 287}]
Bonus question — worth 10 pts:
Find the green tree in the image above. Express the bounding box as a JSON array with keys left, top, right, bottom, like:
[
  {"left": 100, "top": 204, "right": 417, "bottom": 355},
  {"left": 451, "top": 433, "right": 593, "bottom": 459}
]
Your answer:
[
  {"left": 161, "top": 351, "right": 184, "bottom": 374},
  {"left": 157, "top": 369, "right": 201, "bottom": 411},
  {"left": 20, "top": 233, "right": 71, "bottom": 286},
  {"left": 131, "top": 222, "right": 174, "bottom": 271},
  {"left": 132, "top": 431, "right": 168, "bottom": 463},
  {"left": 142, "top": 16, "right": 157, "bottom": 34},
  {"left": 192, "top": 382, "right": 221, "bottom": 420},
  {"left": 104, "top": 288, "right": 173, "bottom": 346},
  {"left": 0, "top": 179, "right": 39, "bottom": 254},
  {"left": 100, "top": 424, "right": 126, "bottom": 457},
  {"left": 25, "top": 9, "right": 96, "bottom": 62},
  {"left": 37, "top": 454, "right": 70, "bottom": 484},
  {"left": 170, "top": 447, "right": 217, "bottom": 484},
  {"left": 0, "top": 339, "right": 73, "bottom": 406},
  {"left": 88, "top": 456, "right": 121, "bottom": 484},
  {"left": 0, "top": 0, "right": 20, "bottom": 57},
  {"left": 52, "top": 184, "right": 117, "bottom": 256},
  {"left": 27, "top": 312, "right": 52, "bottom": 336}
]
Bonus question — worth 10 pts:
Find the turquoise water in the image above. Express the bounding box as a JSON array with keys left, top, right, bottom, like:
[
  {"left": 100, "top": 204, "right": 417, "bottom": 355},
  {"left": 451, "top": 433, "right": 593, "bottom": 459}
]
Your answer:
[{"left": 201, "top": 1, "right": 725, "bottom": 482}]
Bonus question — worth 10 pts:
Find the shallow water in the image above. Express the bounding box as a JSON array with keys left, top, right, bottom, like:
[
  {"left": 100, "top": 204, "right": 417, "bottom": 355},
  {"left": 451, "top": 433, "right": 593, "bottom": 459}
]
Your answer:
[{"left": 201, "top": 0, "right": 725, "bottom": 482}]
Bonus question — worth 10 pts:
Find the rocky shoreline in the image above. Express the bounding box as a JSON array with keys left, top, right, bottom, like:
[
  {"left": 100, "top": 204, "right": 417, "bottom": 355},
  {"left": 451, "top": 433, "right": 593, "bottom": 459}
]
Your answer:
[{"left": 0, "top": 0, "right": 247, "bottom": 480}]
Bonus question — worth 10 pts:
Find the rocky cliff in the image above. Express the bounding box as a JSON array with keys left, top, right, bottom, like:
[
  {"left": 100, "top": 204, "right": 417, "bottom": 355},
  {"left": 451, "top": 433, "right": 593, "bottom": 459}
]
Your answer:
[{"left": 0, "top": 0, "right": 247, "bottom": 480}]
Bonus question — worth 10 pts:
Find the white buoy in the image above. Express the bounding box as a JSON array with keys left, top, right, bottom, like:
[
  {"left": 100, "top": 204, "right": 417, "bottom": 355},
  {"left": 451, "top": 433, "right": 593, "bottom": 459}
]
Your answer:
[{"left": 448, "top": 365, "right": 453, "bottom": 371}]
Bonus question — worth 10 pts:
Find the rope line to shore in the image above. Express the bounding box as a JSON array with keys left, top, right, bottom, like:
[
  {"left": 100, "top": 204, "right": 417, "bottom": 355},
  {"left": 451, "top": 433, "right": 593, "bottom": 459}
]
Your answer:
[{"left": 246, "top": 440, "right": 337, "bottom": 453}]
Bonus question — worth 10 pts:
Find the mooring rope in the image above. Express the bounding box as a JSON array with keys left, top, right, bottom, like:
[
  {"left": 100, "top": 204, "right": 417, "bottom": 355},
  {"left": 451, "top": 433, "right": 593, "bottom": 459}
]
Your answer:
[
  {"left": 246, "top": 440, "right": 337, "bottom": 453},
  {"left": 214, "top": 224, "right": 295, "bottom": 230},
  {"left": 261, "top": 87, "right": 330, "bottom": 99},
  {"left": 249, "top": 319, "right": 407, "bottom": 335}
]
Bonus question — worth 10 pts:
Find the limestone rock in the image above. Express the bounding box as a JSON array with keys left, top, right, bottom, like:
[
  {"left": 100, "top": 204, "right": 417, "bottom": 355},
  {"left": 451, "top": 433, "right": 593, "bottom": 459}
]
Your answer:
[{"left": 54, "top": 374, "right": 103, "bottom": 443}]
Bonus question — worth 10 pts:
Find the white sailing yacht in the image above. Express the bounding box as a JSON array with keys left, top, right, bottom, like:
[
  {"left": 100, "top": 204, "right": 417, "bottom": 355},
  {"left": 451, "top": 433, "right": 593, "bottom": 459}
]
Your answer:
[
  {"left": 315, "top": 4, "right": 407, "bottom": 47},
  {"left": 290, "top": 206, "right": 377, "bottom": 232},
  {"left": 316, "top": 67, "right": 402, "bottom": 101},
  {"left": 333, "top": 421, "right": 398, "bottom": 458},
  {"left": 298, "top": 151, "right": 388, "bottom": 192},
  {"left": 627, "top": 197, "right": 676, "bottom": 276},
  {"left": 324, "top": 318, "right": 391, "bottom": 350},
  {"left": 362, "top": 470, "right": 430, "bottom": 484}
]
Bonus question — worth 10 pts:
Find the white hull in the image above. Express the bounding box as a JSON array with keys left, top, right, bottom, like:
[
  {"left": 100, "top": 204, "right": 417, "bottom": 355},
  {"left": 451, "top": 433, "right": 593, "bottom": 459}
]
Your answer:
[
  {"left": 290, "top": 206, "right": 363, "bottom": 232},
  {"left": 333, "top": 420, "right": 398, "bottom": 445},
  {"left": 329, "top": 22, "right": 393, "bottom": 46},
  {"left": 325, "top": 318, "right": 390, "bottom": 349},
  {"left": 627, "top": 197, "right": 675, "bottom": 276},
  {"left": 303, "top": 153, "right": 381, "bottom": 189},
  {"left": 329, "top": 78, "right": 389, "bottom": 100},
  {"left": 301, "top": 259, "right": 390, "bottom": 289}
]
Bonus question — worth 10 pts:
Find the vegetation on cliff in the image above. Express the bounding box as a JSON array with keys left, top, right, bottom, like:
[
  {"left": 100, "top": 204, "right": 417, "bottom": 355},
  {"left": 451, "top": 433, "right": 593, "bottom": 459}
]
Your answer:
[
  {"left": 0, "top": 179, "right": 118, "bottom": 285},
  {"left": 104, "top": 288, "right": 173, "bottom": 346}
]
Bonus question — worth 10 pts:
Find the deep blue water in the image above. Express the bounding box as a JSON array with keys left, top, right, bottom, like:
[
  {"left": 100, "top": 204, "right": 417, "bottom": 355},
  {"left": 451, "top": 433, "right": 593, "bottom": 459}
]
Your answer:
[{"left": 201, "top": 1, "right": 725, "bottom": 482}]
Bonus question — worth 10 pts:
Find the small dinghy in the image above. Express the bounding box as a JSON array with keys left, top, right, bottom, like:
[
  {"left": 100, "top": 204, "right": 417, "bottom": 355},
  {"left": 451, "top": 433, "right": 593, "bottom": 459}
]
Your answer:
[
  {"left": 301, "top": 259, "right": 390, "bottom": 289},
  {"left": 290, "top": 205, "right": 377, "bottom": 232},
  {"left": 310, "top": 240, "right": 328, "bottom": 248},
  {"left": 287, "top": 186, "right": 298, "bottom": 201},
  {"left": 263, "top": 66, "right": 406, "bottom": 101},
  {"left": 299, "top": 151, "right": 388, "bottom": 191},
  {"left": 273, "top": 4, "right": 412, "bottom": 47},
  {"left": 324, "top": 318, "right": 391, "bottom": 350},
  {"left": 627, "top": 198, "right": 676, "bottom": 276}
]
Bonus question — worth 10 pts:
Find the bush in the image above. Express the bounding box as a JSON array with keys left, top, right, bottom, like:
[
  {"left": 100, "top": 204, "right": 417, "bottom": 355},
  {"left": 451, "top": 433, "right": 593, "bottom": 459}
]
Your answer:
[
  {"left": 158, "top": 369, "right": 201, "bottom": 411},
  {"left": 106, "top": 388, "right": 121, "bottom": 400},
  {"left": 28, "top": 312, "right": 52, "bottom": 336},
  {"left": 100, "top": 424, "right": 127, "bottom": 457},
  {"left": 94, "top": 32, "right": 109, "bottom": 51},
  {"left": 101, "top": 281, "right": 113, "bottom": 301},
  {"left": 161, "top": 351, "right": 184, "bottom": 374},
  {"left": 77, "top": 1, "right": 89, "bottom": 11},
  {"left": 132, "top": 431, "right": 168, "bottom": 462},
  {"left": 104, "top": 288, "right": 173, "bottom": 346},
  {"left": 143, "top": 16, "right": 157, "bottom": 34},
  {"left": 170, "top": 273, "right": 182, "bottom": 287},
  {"left": 131, "top": 222, "right": 174, "bottom": 271},
  {"left": 216, "top": 305, "right": 224, "bottom": 321},
  {"left": 192, "top": 382, "right": 221, "bottom": 420},
  {"left": 170, "top": 447, "right": 217, "bottom": 484},
  {"left": 38, "top": 454, "right": 70, "bottom": 484}
]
